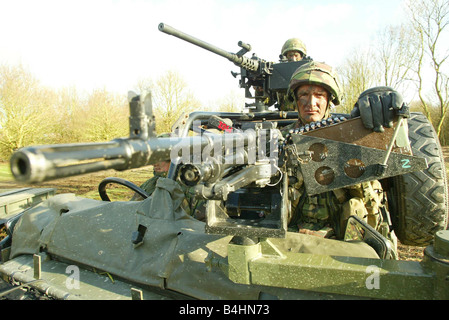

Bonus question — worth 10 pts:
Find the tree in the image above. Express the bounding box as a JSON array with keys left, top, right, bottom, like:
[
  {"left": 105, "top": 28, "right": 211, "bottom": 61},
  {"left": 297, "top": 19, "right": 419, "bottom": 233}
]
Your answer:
[
  {"left": 406, "top": 0, "right": 449, "bottom": 140},
  {"left": 79, "top": 88, "right": 129, "bottom": 142},
  {"left": 212, "top": 89, "right": 245, "bottom": 113},
  {"left": 152, "top": 70, "right": 201, "bottom": 134},
  {"left": 50, "top": 86, "right": 84, "bottom": 143},
  {"left": 0, "top": 64, "right": 56, "bottom": 159},
  {"left": 375, "top": 24, "right": 417, "bottom": 93},
  {"left": 336, "top": 48, "right": 381, "bottom": 113}
]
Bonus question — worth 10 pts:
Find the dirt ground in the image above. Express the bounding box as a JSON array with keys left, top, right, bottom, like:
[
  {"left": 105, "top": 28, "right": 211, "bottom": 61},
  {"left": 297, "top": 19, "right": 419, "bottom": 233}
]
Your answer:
[
  {"left": 1, "top": 146, "right": 449, "bottom": 262},
  {"left": 0, "top": 166, "right": 152, "bottom": 200}
]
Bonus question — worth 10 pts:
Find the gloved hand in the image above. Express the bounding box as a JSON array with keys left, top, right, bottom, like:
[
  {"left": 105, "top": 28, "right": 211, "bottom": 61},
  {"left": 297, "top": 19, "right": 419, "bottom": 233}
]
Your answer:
[{"left": 350, "top": 86, "right": 409, "bottom": 132}]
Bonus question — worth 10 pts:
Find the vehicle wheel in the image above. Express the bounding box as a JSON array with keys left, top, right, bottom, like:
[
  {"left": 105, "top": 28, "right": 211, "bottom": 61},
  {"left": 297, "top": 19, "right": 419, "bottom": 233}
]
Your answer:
[{"left": 386, "top": 112, "right": 448, "bottom": 246}]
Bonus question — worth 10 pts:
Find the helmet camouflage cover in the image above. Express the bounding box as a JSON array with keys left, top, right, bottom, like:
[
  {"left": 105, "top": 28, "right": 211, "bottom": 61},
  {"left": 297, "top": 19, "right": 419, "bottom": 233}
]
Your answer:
[
  {"left": 287, "top": 61, "right": 342, "bottom": 106},
  {"left": 281, "top": 38, "right": 307, "bottom": 57}
]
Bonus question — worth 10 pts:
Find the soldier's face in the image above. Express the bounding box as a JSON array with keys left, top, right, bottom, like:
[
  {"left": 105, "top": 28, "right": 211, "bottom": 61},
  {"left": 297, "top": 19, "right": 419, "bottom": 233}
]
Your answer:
[
  {"left": 154, "top": 160, "right": 171, "bottom": 173},
  {"left": 286, "top": 51, "right": 302, "bottom": 61},
  {"left": 295, "top": 85, "right": 329, "bottom": 123}
]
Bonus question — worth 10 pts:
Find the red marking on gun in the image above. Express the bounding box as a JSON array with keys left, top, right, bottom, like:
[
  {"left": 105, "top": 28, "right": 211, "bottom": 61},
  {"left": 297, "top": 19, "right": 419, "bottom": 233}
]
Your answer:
[
  {"left": 218, "top": 121, "right": 233, "bottom": 133},
  {"left": 208, "top": 116, "right": 235, "bottom": 133}
]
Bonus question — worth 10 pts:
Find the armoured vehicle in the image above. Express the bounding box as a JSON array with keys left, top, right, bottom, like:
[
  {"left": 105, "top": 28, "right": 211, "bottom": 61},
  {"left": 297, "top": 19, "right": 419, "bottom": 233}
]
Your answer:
[{"left": 0, "top": 24, "right": 448, "bottom": 301}]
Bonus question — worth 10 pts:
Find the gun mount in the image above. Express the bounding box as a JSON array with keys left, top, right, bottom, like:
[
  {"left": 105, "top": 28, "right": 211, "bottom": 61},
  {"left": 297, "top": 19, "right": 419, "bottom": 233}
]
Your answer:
[{"left": 159, "top": 23, "right": 311, "bottom": 112}]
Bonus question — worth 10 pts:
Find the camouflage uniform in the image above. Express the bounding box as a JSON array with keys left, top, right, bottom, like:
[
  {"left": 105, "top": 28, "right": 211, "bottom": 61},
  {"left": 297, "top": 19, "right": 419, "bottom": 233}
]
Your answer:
[
  {"left": 182, "top": 186, "right": 207, "bottom": 221},
  {"left": 139, "top": 171, "right": 167, "bottom": 196},
  {"left": 282, "top": 61, "right": 388, "bottom": 239}
]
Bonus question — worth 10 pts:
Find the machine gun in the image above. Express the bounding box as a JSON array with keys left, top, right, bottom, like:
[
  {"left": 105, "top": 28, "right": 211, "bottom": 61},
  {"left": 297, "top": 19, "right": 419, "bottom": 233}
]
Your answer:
[
  {"left": 9, "top": 91, "right": 427, "bottom": 241},
  {"left": 7, "top": 91, "right": 449, "bottom": 301},
  {"left": 158, "top": 23, "right": 310, "bottom": 111}
]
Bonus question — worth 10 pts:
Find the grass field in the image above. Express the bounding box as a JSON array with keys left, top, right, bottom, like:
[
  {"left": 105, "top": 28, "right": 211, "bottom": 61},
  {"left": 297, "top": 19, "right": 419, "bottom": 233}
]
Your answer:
[
  {"left": 0, "top": 164, "right": 12, "bottom": 181},
  {"left": 0, "top": 162, "right": 154, "bottom": 201}
]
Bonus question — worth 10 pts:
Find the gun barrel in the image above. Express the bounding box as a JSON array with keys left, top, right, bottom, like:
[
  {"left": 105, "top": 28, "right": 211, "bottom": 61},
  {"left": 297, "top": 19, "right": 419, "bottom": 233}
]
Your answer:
[
  {"left": 10, "top": 131, "right": 256, "bottom": 184},
  {"left": 158, "top": 23, "right": 259, "bottom": 71},
  {"left": 10, "top": 137, "right": 198, "bottom": 183}
]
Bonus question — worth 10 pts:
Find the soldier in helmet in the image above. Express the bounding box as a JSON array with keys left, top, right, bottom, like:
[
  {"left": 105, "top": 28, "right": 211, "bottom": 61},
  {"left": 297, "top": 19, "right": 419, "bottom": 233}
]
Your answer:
[
  {"left": 277, "top": 38, "right": 309, "bottom": 111},
  {"left": 283, "top": 61, "right": 341, "bottom": 130},
  {"left": 280, "top": 38, "right": 307, "bottom": 62},
  {"left": 133, "top": 133, "right": 206, "bottom": 221},
  {"left": 282, "top": 61, "right": 407, "bottom": 242}
]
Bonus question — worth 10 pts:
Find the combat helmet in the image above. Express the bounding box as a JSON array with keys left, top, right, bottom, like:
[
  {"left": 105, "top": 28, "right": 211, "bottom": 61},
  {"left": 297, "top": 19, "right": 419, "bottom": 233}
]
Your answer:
[
  {"left": 281, "top": 38, "right": 307, "bottom": 57},
  {"left": 287, "top": 61, "right": 342, "bottom": 106}
]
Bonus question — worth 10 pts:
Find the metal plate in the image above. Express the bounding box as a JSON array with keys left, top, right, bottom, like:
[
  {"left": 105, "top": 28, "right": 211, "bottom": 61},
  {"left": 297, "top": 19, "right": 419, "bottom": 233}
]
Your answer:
[
  {"left": 303, "top": 117, "right": 411, "bottom": 154},
  {"left": 292, "top": 134, "right": 428, "bottom": 195}
]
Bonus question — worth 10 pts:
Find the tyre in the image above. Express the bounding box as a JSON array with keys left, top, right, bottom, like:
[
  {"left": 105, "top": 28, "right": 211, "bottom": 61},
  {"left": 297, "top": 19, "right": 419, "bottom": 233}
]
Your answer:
[{"left": 386, "top": 112, "right": 448, "bottom": 246}]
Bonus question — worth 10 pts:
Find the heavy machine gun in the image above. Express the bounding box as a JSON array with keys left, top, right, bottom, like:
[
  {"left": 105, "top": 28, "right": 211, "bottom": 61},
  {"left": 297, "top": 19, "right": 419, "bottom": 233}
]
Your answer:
[
  {"left": 9, "top": 91, "right": 427, "bottom": 239},
  {"left": 158, "top": 23, "right": 310, "bottom": 111},
  {"left": 3, "top": 89, "right": 449, "bottom": 300}
]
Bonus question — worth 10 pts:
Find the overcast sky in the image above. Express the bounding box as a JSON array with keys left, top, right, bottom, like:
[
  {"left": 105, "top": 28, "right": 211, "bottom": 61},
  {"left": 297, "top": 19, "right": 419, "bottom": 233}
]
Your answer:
[{"left": 0, "top": 0, "right": 408, "bottom": 107}]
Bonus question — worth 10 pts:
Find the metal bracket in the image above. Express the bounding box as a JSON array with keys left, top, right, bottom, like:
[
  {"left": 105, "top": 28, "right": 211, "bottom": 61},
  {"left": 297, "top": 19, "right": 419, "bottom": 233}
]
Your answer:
[
  {"left": 33, "top": 254, "right": 42, "bottom": 280},
  {"left": 131, "top": 288, "right": 143, "bottom": 300}
]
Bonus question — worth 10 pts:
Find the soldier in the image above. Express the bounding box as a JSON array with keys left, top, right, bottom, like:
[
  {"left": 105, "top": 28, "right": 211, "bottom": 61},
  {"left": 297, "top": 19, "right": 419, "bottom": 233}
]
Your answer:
[
  {"left": 278, "top": 38, "right": 309, "bottom": 111},
  {"left": 137, "top": 159, "right": 170, "bottom": 196},
  {"left": 131, "top": 133, "right": 171, "bottom": 199},
  {"left": 282, "top": 61, "right": 407, "bottom": 241},
  {"left": 134, "top": 133, "right": 206, "bottom": 221},
  {"left": 281, "top": 38, "right": 307, "bottom": 62}
]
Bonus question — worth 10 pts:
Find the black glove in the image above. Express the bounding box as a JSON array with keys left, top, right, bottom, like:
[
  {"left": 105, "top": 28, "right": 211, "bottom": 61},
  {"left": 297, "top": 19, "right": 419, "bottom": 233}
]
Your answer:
[{"left": 350, "top": 86, "right": 409, "bottom": 132}]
